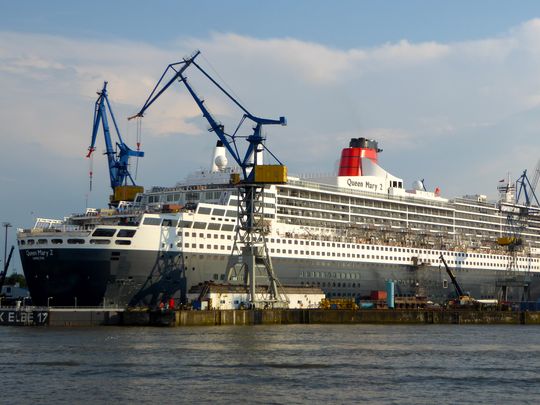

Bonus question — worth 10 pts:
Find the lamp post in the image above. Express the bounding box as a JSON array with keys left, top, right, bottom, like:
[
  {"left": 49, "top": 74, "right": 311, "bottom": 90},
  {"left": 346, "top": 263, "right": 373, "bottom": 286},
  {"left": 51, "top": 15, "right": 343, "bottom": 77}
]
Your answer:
[
  {"left": 47, "top": 296, "right": 53, "bottom": 308},
  {"left": 2, "top": 222, "right": 11, "bottom": 271},
  {"left": 74, "top": 296, "right": 77, "bottom": 308}
]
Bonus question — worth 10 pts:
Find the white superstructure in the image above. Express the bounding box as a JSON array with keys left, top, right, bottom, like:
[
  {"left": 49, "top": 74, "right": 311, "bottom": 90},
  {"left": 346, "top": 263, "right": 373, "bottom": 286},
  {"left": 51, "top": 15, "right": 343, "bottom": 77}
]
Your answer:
[{"left": 17, "top": 138, "right": 540, "bottom": 305}]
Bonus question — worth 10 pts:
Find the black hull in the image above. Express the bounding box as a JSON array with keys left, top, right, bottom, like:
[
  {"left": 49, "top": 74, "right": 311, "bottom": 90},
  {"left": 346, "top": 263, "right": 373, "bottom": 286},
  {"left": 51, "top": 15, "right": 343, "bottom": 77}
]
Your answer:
[
  {"left": 19, "top": 246, "right": 540, "bottom": 307},
  {"left": 19, "top": 248, "right": 185, "bottom": 307}
]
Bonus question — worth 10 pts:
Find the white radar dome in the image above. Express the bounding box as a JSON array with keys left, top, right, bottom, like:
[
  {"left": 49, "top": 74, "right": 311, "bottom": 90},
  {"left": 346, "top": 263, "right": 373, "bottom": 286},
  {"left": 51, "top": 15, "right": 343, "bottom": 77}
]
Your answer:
[
  {"left": 412, "top": 180, "right": 424, "bottom": 191},
  {"left": 215, "top": 155, "right": 228, "bottom": 170}
]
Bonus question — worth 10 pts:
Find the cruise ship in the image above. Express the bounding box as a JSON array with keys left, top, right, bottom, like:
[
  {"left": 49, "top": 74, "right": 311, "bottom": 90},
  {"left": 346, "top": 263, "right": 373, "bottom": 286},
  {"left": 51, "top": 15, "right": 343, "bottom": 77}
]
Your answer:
[{"left": 17, "top": 138, "right": 540, "bottom": 307}]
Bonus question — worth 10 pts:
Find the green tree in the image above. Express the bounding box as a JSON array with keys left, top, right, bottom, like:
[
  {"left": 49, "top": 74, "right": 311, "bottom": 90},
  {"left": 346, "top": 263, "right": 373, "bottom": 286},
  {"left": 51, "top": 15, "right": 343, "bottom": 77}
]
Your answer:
[{"left": 4, "top": 273, "right": 26, "bottom": 288}]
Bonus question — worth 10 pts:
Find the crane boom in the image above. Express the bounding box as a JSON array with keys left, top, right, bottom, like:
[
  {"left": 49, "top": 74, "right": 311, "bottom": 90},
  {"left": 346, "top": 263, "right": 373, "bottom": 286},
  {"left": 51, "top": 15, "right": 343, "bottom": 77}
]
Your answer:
[
  {"left": 532, "top": 160, "right": 540, "bottom": 194},
  {"left": 132, "top": 51, "right": 289, "bottom": 308},
  {"left": 88, "top": 82, "right": 144, "bottom": 204},
  {"left": 0, "top": 246, "right": 15, "bottom": 292},
  {"left": 129, "top": 51, "right": 286, "bottom": 180},
  {"left": 439, "top": 254, "right": 465, "bottom": 297}
]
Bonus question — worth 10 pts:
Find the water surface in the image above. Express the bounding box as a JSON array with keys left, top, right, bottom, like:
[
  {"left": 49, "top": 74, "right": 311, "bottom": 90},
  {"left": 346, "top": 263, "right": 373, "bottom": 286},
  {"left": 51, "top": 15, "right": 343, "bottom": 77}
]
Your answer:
[{"left": 1, "top": 324, "right": 539, "bottom": 404}]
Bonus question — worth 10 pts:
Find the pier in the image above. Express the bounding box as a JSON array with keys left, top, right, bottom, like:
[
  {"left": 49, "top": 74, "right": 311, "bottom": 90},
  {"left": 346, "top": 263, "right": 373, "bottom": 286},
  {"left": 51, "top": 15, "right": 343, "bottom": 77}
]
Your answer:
[{"left": 2, "top": 307, "right": 540, "bottom": 327}]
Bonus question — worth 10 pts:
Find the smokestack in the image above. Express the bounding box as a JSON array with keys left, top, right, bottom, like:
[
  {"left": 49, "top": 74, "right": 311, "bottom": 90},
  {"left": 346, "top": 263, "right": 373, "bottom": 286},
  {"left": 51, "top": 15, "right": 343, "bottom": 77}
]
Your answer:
[
  {"left": 338, "top": 138, "right": 381, "bottom": 177},
  {"left": 211, "top": 140, "right": 228, "bottom": 172}
]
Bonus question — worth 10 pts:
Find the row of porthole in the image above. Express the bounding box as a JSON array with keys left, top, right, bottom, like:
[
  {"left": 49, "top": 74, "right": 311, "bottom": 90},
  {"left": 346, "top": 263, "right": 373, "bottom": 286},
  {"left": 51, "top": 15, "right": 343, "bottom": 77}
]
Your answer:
[
  {"left": 301, "top": 281, "right": 360, "bottom": 288},
  {"left": 19, "top": 238, "right": 132, "bottom": 246},
  {"left": 271, "top": 238, "right": 535, "bottom": 262}
]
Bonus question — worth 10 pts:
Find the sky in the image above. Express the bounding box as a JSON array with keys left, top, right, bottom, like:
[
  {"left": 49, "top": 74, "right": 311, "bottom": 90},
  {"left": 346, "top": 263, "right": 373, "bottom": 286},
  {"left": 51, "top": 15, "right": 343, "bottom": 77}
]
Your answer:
[{"left": 3, "top": 1, "right": 540, "bottom": 273}]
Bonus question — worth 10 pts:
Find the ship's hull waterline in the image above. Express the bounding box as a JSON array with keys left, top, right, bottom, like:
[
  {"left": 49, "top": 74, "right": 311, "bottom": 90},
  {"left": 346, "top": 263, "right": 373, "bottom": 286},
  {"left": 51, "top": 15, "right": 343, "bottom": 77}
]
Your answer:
[
  {"left": 19, "top": 246, "right": 540, "bottom": 306},
  {"left": 20, "top": 248, "right": 186, "bottom": 307}
]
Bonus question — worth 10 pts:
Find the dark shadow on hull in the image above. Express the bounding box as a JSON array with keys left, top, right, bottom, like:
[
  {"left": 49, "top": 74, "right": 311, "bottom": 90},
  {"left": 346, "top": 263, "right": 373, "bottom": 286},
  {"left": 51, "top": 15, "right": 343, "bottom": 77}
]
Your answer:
[{"left": 126, "top": 252, "right": 186, "bottom": 307}]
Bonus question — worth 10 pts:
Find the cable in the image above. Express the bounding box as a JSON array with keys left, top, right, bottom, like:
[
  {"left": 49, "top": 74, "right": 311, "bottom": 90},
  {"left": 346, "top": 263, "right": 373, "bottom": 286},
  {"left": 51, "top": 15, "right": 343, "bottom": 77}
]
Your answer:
[{"left": 200, "top": 54, "right": 247, "bottom": 108}]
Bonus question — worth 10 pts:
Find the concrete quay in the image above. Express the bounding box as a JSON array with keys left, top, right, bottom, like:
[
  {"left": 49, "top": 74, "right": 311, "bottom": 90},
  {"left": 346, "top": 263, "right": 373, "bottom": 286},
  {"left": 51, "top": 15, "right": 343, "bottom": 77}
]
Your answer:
[
  {"left": 124, "top": 308, "right": 540, "bottom": 327},
  {"left": 2, "top": 307, "right": 540, "bottom": 327}
]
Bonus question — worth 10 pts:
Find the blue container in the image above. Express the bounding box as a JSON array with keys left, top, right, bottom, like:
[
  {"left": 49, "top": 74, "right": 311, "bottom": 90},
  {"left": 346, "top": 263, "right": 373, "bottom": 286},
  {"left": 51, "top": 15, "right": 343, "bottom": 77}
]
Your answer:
[
  {"left": 386, "top": 280, "right": 395, "bottom": 309},
  {"left": 360, "top": 302, "right": 374, "bottom": 309}
]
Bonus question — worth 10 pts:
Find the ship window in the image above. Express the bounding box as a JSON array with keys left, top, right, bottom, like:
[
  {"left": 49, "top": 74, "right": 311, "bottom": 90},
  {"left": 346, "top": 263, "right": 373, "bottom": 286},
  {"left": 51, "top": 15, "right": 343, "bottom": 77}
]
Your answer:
[
  {"left": 198, "top": 207, "right": 212, "bottom": 215},
  {"left": 90, "top": 239, "right": 111, "bottom": 245},
  {"left": 117, "top": 229, "right": 136, "bottom": 238},
  {"left": 20, "top": 240, "right": 26, "bottom": 245},
  {"left": 93, "top": 228, "right": 117, "bottom": 237},
  {"left": 179, "top": 221, "right": 193, "bottom": 228},
  {"left": 226, "top": 210, "right": 237, "bottom": 217},
  {"left": 115, "top": 240, "right": 131, "bottom": 245},
  {"left": 37, "top": 239, "right": 47, "bottom": 244},
  {"left": 68, "top": 239, "right": 85, "bottom": 244},
  {"left": 221, "top": 224, "right": 234, "bottom": 232},
  {"left": 212, "top": 208, "right": 226, "bottom": 216},
  {"left": 143, "top": 218, "right": 161, "bottom": 226},
  {"left": 162, "top": 219, "right": 177, "bottom": 227},
  {"left": 193, "top": 222, "right": 207, "bottom": 229},
  {"left": 51, "top": 239, "right": 63, "bottom": 244},
  {"left": 208, "top": 223, "right": 221, "bottom": 230}
]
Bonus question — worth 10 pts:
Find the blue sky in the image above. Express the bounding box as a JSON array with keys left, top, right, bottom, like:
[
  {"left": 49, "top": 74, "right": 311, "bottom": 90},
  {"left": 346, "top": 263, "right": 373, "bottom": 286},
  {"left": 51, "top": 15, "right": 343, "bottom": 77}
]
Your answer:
[
  {"left": 3, "top": 1, "right": 540, "bottom": 273},
  {"left": 4, "top": 1, "right": 540, "bottom": 46}
]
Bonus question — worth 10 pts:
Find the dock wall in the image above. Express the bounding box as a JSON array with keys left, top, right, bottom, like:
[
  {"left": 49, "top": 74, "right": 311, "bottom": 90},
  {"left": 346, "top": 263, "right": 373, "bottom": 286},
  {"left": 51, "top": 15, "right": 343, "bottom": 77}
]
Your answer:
[
  {"left": 3, "top": 308, "right": 540, "bottom": 327},
  {"left": 161, "top": 309, "right": 540, "bottom": 327}
]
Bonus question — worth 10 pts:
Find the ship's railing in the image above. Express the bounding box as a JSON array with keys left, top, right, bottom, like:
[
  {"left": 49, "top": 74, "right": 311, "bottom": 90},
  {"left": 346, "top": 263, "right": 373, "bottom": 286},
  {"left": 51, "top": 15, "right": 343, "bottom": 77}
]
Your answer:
[
  {"left": 287, "top": 178, "right": 459, "bottom": 210},
  {"left": 287, "top": 179, "right": 510, "bottom": 213},
  {"left": 272, "top": 228, "right": 533, "bottom": 256},
  {"left": 69, "top": 207, "right": 146, "bottom": 219},
  {"left": 18, "top": 227, "right": 90, "bottom": 236},
  {"left": 48, "top": 306, "right": 126, "bottom": 312},
  {"left": 0, "top": 305, "right": 126, "bottom": 311}
]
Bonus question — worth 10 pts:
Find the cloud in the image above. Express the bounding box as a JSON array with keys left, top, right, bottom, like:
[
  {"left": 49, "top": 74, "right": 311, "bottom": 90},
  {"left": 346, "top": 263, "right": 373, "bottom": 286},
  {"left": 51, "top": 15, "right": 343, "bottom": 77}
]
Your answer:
[{"left": 4, "top": 19, "right": 540, "bottom": 229}]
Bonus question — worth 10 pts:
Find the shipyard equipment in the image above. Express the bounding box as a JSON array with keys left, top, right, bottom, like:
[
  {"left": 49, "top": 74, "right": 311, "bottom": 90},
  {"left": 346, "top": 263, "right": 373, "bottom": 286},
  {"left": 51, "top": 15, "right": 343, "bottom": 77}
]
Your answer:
[
  {"left": 87, "top": 82, "right": 144, "bottom": 205},
  {"left": 439, "top": 254, "right": 477, "bottom": 306},
  {"left": 129, "top": 51, "right": 289, "bottom": 308},
  {"left": 496, "top": 170, "right": 538, "bottom": 301},
  {"left": 0, "top": 246, "right": 15, "bottom": 292}
]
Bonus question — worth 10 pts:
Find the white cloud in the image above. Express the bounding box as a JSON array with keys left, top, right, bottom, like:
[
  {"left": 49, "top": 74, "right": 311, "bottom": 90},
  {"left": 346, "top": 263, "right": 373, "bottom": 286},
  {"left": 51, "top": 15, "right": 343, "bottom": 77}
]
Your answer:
[{"left": 4, "top": 19, "right": 540, "bottom": 227}]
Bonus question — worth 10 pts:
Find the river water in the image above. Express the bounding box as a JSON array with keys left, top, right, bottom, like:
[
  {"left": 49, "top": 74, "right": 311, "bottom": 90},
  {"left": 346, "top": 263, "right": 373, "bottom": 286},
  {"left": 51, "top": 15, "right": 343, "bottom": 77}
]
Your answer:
[{"left": 1, "top": 324, "right": 539, "bottom": 404}]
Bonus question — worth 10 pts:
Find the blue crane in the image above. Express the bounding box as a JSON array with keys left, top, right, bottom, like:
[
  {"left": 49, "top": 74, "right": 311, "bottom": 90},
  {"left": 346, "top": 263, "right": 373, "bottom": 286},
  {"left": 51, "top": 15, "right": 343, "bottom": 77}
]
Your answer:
[
  {"left": 87, "top": 82, "right": 144, "bottom": 201},
  {"left": 130, "top": 51, "right": 289, "bottom": 307},
  {"left": 128, "top": 51, "right": 286, "bottom": 181}
]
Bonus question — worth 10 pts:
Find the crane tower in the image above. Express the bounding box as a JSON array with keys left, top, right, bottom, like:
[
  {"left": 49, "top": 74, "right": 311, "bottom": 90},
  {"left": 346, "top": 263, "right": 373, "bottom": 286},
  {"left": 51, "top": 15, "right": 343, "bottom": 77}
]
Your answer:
[
  {"left": 87, "top": 82, "right": 144, "bottom": 206},
  {"left": 129, "top": 51, "right": 289, "bottom": 308}
]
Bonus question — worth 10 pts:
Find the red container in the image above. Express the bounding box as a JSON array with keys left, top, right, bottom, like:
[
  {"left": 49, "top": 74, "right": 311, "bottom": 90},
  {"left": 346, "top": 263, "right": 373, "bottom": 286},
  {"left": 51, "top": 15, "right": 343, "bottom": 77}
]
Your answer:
[{"left": 370, "top": 290, "right": 387, "bottom": 300}]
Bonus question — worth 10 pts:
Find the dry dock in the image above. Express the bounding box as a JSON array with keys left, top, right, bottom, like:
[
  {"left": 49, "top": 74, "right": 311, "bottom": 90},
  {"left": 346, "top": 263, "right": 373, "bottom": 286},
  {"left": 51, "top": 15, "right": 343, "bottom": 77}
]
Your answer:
[{"left": 3, "top": 307, "right": 540, "bottom": 327}]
